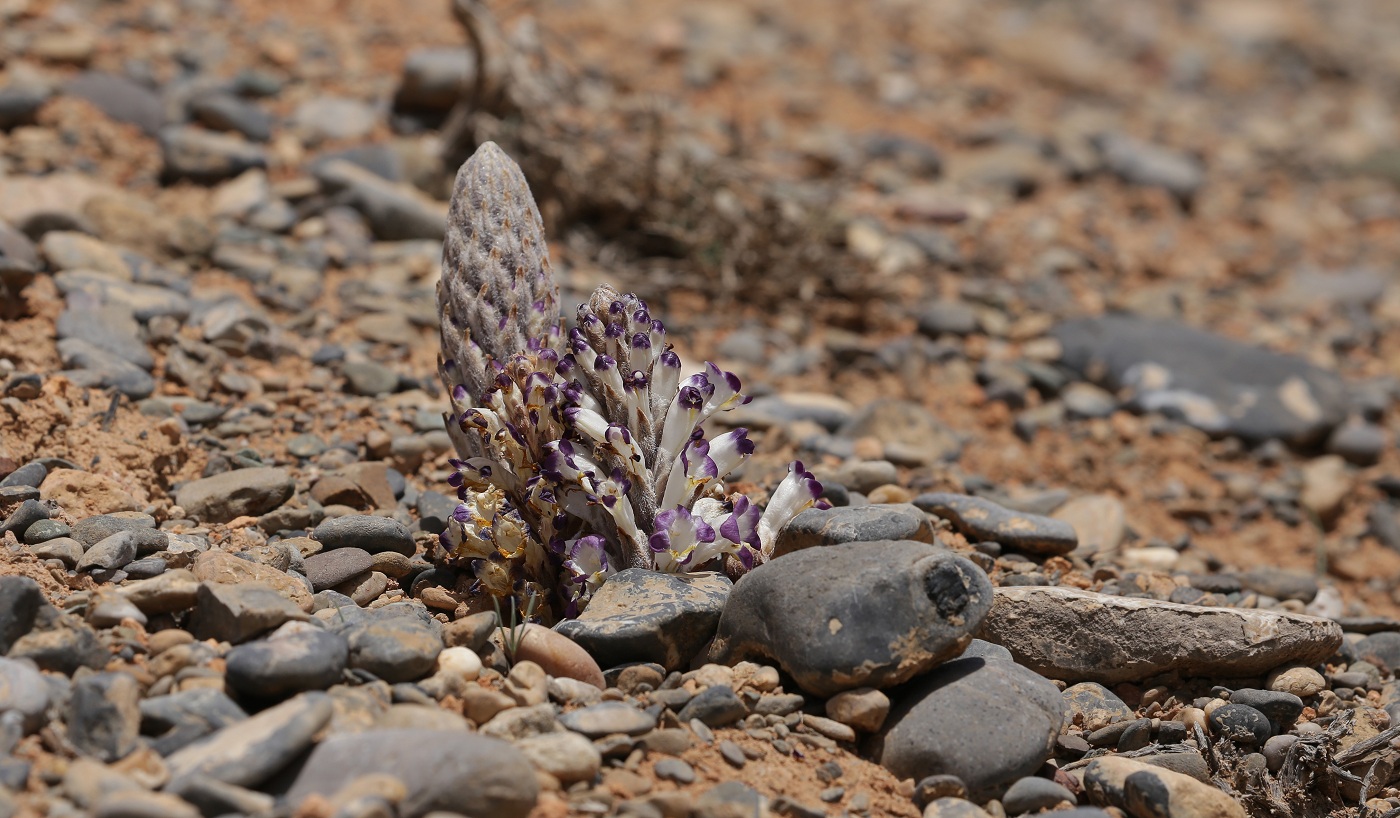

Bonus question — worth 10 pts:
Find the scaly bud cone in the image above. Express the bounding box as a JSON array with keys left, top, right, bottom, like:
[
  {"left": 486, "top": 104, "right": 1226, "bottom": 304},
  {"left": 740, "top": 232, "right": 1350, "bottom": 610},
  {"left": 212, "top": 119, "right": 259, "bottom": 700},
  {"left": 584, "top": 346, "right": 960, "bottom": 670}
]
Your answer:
[{"left": 438, "top": 141, "right": 560, "bottom": 414}]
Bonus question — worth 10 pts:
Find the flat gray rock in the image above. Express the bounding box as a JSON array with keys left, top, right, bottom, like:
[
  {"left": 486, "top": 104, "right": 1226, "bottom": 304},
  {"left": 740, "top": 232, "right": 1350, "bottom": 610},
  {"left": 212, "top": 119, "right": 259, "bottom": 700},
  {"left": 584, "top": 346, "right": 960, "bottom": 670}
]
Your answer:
[
  {"left": 555, "top": 569, "right": 730, "bottom": 672},
  {"left": 175, "top": 468, "right": 294, "bottom": 525},
  {"left": 710, "top": 541, "right": 992, "bottom": 697},
  {"left": 914, "top": 493, "right": 1077, "bottom": 556},
  {"left": 189, "top": 582, "right": 307, "bottom": 644},
  {"left": 67, "top": 671, "right": 141, "bottom": 762},
  {"left": 977, "top": 587, "right": 1344, "bottom": 684},
  {"left": 770, "top": 503, "right": 935, "bottom": 558},
  {"left": 1052, "top": 315, "right": 1348, "bottom": 445},
  {"left": 872, "top": 656, "right": 1064, "bottom": 801},
  {"left": 285, "top": 729, "right": 537, "bottom": 818},
  {"left": 165, "top": 692, "right": 332, "bottom": 793},
  {"left": 224, "top": 627, "right": 348, "bottom": 699},
  {"left": 311, "top": 515, "right": 415, "bottom": 556},
  {"left": 344, "top": 616, "right": 443, "bottom": 683}
]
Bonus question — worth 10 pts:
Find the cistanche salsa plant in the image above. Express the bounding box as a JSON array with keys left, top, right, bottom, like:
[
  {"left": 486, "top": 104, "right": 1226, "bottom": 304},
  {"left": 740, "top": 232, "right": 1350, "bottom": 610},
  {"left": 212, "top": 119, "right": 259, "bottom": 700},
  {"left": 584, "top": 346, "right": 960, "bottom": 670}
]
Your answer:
[{"left": 436, "top": 142, "right": 824, "bottom": 619}]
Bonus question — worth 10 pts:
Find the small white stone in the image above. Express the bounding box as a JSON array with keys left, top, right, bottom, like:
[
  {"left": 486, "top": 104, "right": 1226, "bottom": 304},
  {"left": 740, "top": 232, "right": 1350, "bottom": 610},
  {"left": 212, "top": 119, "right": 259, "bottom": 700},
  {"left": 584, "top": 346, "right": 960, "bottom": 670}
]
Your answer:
[
  {"left": 436, "top": 644, "right": 481, "bottom": 683},
  {"left": 1266, "top": 665, "right": 1326, "bottom": 698}
]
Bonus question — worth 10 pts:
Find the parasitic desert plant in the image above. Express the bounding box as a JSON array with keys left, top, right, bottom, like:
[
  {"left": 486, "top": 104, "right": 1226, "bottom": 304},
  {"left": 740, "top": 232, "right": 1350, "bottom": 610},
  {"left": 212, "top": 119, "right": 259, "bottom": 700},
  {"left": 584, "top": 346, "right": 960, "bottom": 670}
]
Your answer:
[{"left": 436, "top": 142, "right": 824, "bottom": 620}]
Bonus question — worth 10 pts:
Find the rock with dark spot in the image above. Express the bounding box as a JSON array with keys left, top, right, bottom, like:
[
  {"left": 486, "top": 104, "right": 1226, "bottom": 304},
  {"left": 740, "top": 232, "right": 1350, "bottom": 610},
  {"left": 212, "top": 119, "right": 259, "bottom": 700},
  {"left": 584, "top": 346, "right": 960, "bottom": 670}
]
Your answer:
[
  {"left": 1208, "top": 703, "right": 1271, "bottom": 747},
  {"left": 556, "top": 569, "right": 731, "bottom": 672},
  {"left": 1052, "top": 315, "right": 1348, "bottom": 445},
  {"left": 710, "top": 541, "right": 991, "bottom": 697},
  {"left": 914, "top": 493, "right": 1077, "bottom": 556},
  {"left": 872, "top": 657, "right": 1063, "bottom": 801},
  {"left": 770, "top": 504, "right": 935, "bottom": 557}
]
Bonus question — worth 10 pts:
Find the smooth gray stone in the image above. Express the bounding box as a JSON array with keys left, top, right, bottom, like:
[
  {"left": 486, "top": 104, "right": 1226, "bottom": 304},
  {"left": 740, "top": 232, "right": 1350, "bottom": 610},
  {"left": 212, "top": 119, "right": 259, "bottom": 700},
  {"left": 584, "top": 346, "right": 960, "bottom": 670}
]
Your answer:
[
  {"left": 872, "top": 657, "right": 1063, "bottom": 801},
  {"left": 140, "top": 688, "right": 248, "bottom": 756},
  {"left": 711, "top": 541, "right": 991, "bottom": 697},
  {"left": 174, "top": 468, "right": 294, "bottom": 524},
  {"left": 0, "top": 576, "right": 44, "bottom": 654},
  {"left": 1002, "top": 777, "right": 1077, "bottom": 813},
  {"left": 189, "top": 582, "right": 307, "bottom": 644},
  {"left": 344, "top": 616, "right": 442, "bottom": 683},
  {"left": 558, "top": 701, "right": 657, "bottom": 738},
  {"left": 0, "top": 658, "right": 50, "bottom": 733},
  {"left": 65, "top": 72, "right": 165, "bottom": 135},
  {"left": 77, "top": 530, "right": 144, "bottom": 572},
  {"left": 555, "top": 569, "right": 730, "bottom": 672},
  {"left": 284, "top": 729, "right": 538, "bottom": 818}
]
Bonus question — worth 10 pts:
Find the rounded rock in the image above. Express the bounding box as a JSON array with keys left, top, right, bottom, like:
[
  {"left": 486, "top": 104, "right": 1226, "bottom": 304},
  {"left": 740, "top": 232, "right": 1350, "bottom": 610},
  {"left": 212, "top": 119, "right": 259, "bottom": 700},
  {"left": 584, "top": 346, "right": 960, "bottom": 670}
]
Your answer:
[{"left": 1208, "top": 703, "right": 1271, "bottom": 747}]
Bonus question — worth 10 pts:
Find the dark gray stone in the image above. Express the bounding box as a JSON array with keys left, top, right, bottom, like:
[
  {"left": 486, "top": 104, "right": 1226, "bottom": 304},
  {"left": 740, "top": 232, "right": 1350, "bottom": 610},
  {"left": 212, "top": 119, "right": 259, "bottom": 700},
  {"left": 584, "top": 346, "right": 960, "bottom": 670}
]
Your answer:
[
  {"left": 312, "top": 515, "right": 415, "bottom": 556},
  {"left": 344, "top": 616, "right": 442, "bottom": 682},
  {"left": 959, "top": 638, "right": 1013, "bottom": 663},
  {"left": 7, "top": 614, "right": 107, "bottom": 674},
  {"left": 65, "top": 72, "right": 164, "bottom": 136},
  {"left": 224, "top": 627, "right": 348, "bottom": 699},
  {"left": 415, "top": 490, "right": 457, "bottom": 535},
  {"left": 189, "top": 582, "right": 306, "bottom": 644},
  {"left": 1328, "top": 420, "right": 1386, "bottom": 466},
  {"left": 914, "top": 493, "right": 1077, "bottom": 556},
  {"left": 313, "top": 159, "right": 446, "bottom": 241},
  {"left": 164, "top": 693, "right": 332, "bottom": 792},
  {"left": 0, "top": 462, "right": 46, "bottom": 489},
  {"left": 1208, "top": 703, "right": 1271, "bottom": 747},
  {"left": 917, "top": 301, "right": 980, "bottom": 337},
  {"left": 68, "top": 671, "right": 142, "bottom": 761},
  {"left": 871, "top": 657, "right": 1063, "bottom": 801},
  {"left": 1052, "top": 315, "right": 1348, "bottom": 445},
  {"left": 771, "top": 503, "right": 935, "bottom": 557},
  {"left": 285, "top": 729, "right": 538, "bottom": 818},
  {"left": 190, "top": 94, "right": 273, "bottom": 142},
  {"left": 710, "top": 541, "right": 991, "bottom": 697},
  {"left": 0, "top": 577, "right": 44, "bottom": 654},
  {"left": 68, "top": 513, "right": 156, "bottom": 547},
  {"left": 303, "top": 547, "right": 374, "bottom": 591},
  {"left": 559, "top": 701, "right": 657, "bottom": 738},
  {"left": 556, "top": 569, "right": 730, "bottom": 672},
  {"left": 1, "top": 499, "right": 48, "bottom": 538},
  {"left": 676, "top": 684, "right": 747, "bottom": 728},
  {"left": 0, "top": 86, "right": 46, "bottom": 130},
  {"left": 1228, "top": 689, "right": 1303, "bottom": 733}
]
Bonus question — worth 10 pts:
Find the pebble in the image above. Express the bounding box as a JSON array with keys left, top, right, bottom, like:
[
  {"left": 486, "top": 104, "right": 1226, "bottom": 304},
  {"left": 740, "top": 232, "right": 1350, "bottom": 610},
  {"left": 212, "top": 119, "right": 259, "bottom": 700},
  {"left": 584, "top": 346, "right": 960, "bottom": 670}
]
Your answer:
[
  {"left": 874, "top": 656, "right": 1063, "bottom": 800},
  {"left": 64, "top": 72, "right": 165, "bottom": 136},
  {"left": 314, "top": 159, "right": 447, "bottom": 241},
  {"left": 190, "top": 93, "right": 273, "bottom": 142},
  {"left": 514, "top": 731, "right": 602, "bottom": 785},
  {"left": 677, "top": 684, "right": 747, "bottom": 728},
  {"left": 174, "top": 468, "right": 294, "bottom": 524},
  {"left": 284, "top": 729, "right": 538, "bottom": 818},
  {"left": 923, "top": 798, "right": 994, "bottom": 818},
  {"left": 193, "top": 552, "right": 312, "bottom": 612},
  {"left": 654, "top": 758, "right": 696, "bottom": 784},
  {"left": 1264, "top": 665, "right": 1325, "bottom": 698},
  {"left": 915, "top": 493, "right": 1077, "bottom": 556},
  {"left": 395, "top": 47, "right": 474, "bottom": 110},
  {"left": 304, "top": 547, "right": 374, "bottom": 591},
  {"left": 293, "top": 96, "right": 378, "bottom": 142},
  {"left": 313, "top": 514, "right": 416, "bottom": 556},
  {"left": 825, "top": 687, "right": 891, "bottom": 733},
  {"left": 1095, "top": 133, "right": 1204, "bottom": 203},
  {"left": 978, "top": 586, "right": 1343, "bottom": 683},
  {"left": 711, "top": 541, "right": 991, "bottom": 697},
  {"left": 771, "top": 503, "right": 935, "bottom": 556},
  {"left": 224, "top": 626, "right": 349, "bottom": 699},
  {"left": 160, "top": 126, "right": 268, "bottom": 182},
  {"left": 76, "top": 529, "right": 143, "bottom": 572},
  {"left": 560, "top": 701, "right": 657, "bottom": 738},
  {"left": 556, "top": 568, "right": 731, "bottom": 672},
  {"left": 1225, "top": 688, "right": 1303, "bottom": 733},
  {"left": 1002, "top": 777, "right": 1076, "bottom": 813}
]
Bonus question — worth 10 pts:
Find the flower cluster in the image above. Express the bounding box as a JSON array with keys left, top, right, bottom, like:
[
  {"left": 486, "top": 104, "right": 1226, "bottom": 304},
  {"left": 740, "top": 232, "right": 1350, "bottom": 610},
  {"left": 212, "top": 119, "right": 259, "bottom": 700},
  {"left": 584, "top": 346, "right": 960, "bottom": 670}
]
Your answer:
[{"left": 436, "top": 142, "right": 824, "bottom": 618}]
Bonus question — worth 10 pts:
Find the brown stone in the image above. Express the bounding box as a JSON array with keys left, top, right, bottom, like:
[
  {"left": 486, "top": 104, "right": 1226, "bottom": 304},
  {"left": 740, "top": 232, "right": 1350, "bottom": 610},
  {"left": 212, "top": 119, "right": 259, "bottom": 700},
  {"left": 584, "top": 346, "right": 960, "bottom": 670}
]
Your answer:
[
  {"left": 41, "top": 469, "right": 139, "bottom": 518},
  {"left": 193, "top": 550, "right": 313, "bottom": 612},
  {"left": 510, "top": 624, "right": 605, "bottom": 689}
]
